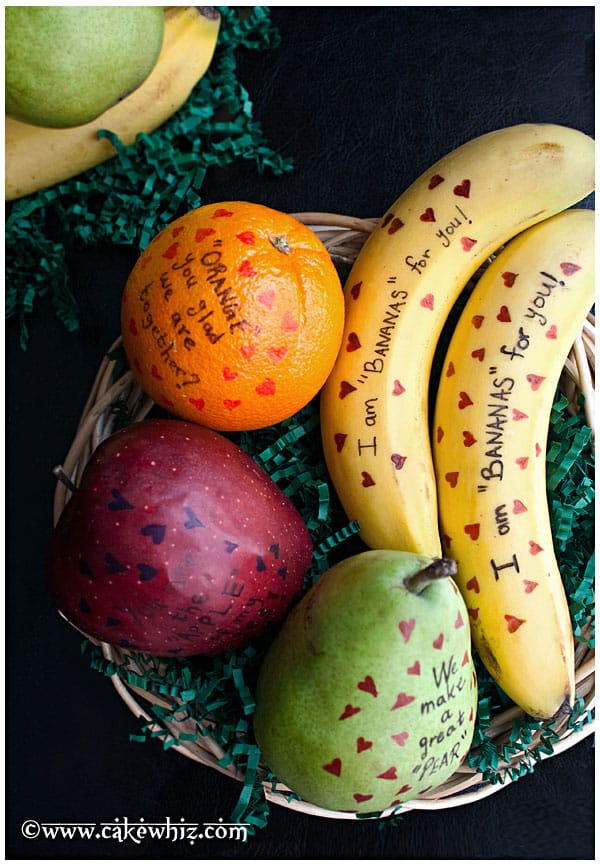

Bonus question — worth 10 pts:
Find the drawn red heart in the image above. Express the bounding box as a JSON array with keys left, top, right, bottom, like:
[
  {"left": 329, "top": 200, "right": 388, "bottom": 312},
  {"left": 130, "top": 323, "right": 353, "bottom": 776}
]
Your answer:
[
  {"left": 535, "top": 443, "right": 542, "bottom": 457},
  {"left": 238, "top": 259, "right": 257, "bottom": 278},
  {"left": 387, "top": 217, "right": 404, "bottom": 234},
  {"left": 398, "top": 618, "right": 415, "bottom": 643},
  {"left": 346, "top": 332, "right": 361, "bottom": 351},
  {"left": 505, "top": 614, "right": 525, "bottom": 633},
  {"left": 523, "top": 580, "right": 538, "bottom": 594},
  {"left": 361, "top": 471, "right": 375, "bottom": 487},
  {"left": 357, "top": 737, "right": 373, "bottom": 753},
  {"left": 420, "top": 207, "right": 435, "bottom": 222},
  {"left": 433, "top": 633, "right": 444, "bottom": 650},
  {"left": 323, "top": 758, "right": 342, "bottom": 777},
  {"left": 350, "top": 281, "right": 362, "bottom": 299},
  {"left": 513, "top": 499, "right": 528, "bottom": 514},
  {"left": 256, "top": 378, "right": 276, "bottom": 396},
  {"left": 223, "top": 399, "right": 241, "bottom": 411},
  {"left": 453, "top": 179, "right": 471, "bottom": 197},
  {"left": 150, "top": 365, "right": 163, "bottom": 381},
  {"left": 502, "top": 271, "right": 517, "bottom": 287},
  {"left": 443, "top": 533, "right": 452, "bottom": 549},
  {"left": 471, "top": 315, "right": 484, "bottom": 329},
  {"left": 462, "top": 431, "right": 477, "bottom": 447},
  {"left": 461, "top": 237, "right": 477, "bottom": 251},
  {"left": 189, "top": 397, "right": 205, "bottom": 411},
  {"left": 267, "top": 346, "right": 287, "bottom": 363},
  {"left": 162, "top": 242, "right": 179, "bottom": 260},
  {"left": 529, "top": 541, "right": 543, "bottom": 555},
  {"left": 391, "top": 732, "right": 409, "bottom": 747},
  {"left": 526, "top": 373, "right": 545, "bottom": 390},
  {"left": 560, "top": 261, "right": 581, "bottom": 276},
  {"left": 195, "top": 227, "right": 215, "bottom": 242},
  {"left": 455, "top": 611, "right": 464, "bottom": 629},
  {"left": 458, "top": 391, "right": 473, "bottom": 409},
  {"left": 462, "top": 650, "right": 470, "bottom": 666},
  {"left": 334, "top": 433, "right": 347, "bottom": 453},
  {"left": 445, "top": 361, "right": 455, "bottom": 377},
  {"left": 128, "top": 318, "right": 138, "bottom": 336},
  {"left": 281, "top": 311, "right": 298, "bottom": 332},
  {"left": 407, "top": 661, "right": 420, "bottom": 675},
  {"left": 391, "top": 692, "right": 414, "bottom": 709},
  {"left": 464, "top": 523, "right": 480, "bottom": 540},
  {"left": 436, "top": 426, "right": 444, "bottom": 443},
  {"left": 222, "top": 367, "right": 238, "bottom": 381},
  {"left": 377, "top": 767, "right": 398, "bottom": 780},
  {"left": 395, "top": 784, "right": 412, "bottom": 796},
  {"left": 353, "top": 793, "right": 373, "bottom": 803},
  {"left": 339, "top": 380, "right": 357, "bottom": 399},
  {"left": 172, "top": 226, "right": 185, "bottom": 237},
  {"left": 212, "top": 208, "right": 234, "bottom": 217},
  {"left": 546, "top": 325, "right": 557, "bottom": 339},
  {"left": 391, "top": 453, "right": 407, "bottom": 470},
  {"left": 471, "top": 347, "right": 485, "bottom": 362},
  {"left": 257, "top": 289, "right": 275, "bottom": 308},
  {"left": 466, "top": 576, "right": 480, "bottom": 593},
  {"left": 392, "top": 379, "right": 405, "bottom": 395},
  {"left": 236, "top": 231, "right": 255, "bottom": 245},
  {"left": 239, "top": 344, "right": 256, "bottom": 360},
  {"left": 339, "top": 704, "right": 361, "bottom": 720},
  {"left": 516, "top": 456, "right": 529, "bottom": 470},
  {"left": 420, "top": 293, "right": 434, "bottom": 310},
  {"left": 445, "top": 472, "right": 459, "bottom": 488},
  {"left": 497, "top": 305, "right": 511, "bottom": 322},
  {"left": 357, "top": 675, "right": 378, "bottom": 697},
  {"left": 512, "top": 408, "right": 528, "bottom": 421},
  {"left": 428, "top": 174, "right": 444, "bottom": 189},
  {"left": 468, "top": 607, "right": 479, "bottom": 620}
]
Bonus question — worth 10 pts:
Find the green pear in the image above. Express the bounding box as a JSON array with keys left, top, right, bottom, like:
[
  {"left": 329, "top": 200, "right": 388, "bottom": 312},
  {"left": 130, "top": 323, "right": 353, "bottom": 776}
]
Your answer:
[
  {"left": 253, "top": 550, "right": 478, "bottom": 814},
  {"left": 5, "top": 6, "right": 164, "bottom": 128}
]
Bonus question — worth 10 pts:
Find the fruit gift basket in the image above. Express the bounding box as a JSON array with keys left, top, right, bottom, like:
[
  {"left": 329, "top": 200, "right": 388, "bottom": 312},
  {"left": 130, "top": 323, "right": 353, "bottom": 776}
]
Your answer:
[{"left": 51, "top": 206, "right": 595, "bottom": 831}]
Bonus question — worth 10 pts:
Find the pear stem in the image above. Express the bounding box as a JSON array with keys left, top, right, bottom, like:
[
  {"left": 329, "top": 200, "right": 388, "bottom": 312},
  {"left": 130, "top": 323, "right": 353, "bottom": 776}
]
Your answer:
[{"left": 403, "top": 557, "right": 457, "bottom": 594}]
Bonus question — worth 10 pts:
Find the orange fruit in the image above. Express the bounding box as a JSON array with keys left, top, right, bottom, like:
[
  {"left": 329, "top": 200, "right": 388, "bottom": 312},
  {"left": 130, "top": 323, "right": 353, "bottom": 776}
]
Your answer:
[{"left": 121, "top": 201, "right": 345, "bottom": 431}]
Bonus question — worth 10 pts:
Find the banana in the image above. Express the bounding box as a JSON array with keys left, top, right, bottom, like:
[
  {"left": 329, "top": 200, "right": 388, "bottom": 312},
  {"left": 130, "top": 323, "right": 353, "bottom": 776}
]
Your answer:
[
  {"left": 431, "top": 208, "right": 594, "bottom": 718},
  {"left": 5, "top": 6, "right": 221, "bottom": 201},
  {"left": 320, "top": 124, "right": 594, "bottom": 557}
]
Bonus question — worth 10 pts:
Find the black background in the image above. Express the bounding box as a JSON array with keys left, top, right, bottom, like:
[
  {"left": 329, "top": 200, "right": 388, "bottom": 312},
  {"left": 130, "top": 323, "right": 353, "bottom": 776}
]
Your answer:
[{"left": 5, "top": 6, "right": 596, "bottom": 860}]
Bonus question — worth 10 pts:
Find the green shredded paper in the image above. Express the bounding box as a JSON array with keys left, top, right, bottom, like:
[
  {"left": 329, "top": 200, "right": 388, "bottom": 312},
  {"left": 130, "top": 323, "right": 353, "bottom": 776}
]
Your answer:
[{"left": 6, "top": 7, "right": 293, "bottom": 348}]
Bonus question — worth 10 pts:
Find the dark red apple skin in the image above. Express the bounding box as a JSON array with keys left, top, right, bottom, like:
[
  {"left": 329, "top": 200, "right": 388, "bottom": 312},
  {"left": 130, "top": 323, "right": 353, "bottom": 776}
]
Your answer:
[{"left": 46, "top": 419, "right": 313, "bottom": 656}]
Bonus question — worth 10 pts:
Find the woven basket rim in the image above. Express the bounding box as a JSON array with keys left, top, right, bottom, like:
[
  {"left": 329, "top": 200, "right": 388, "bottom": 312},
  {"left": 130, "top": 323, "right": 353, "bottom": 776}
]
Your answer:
[{"left": 52, "top": 211, "right": 596, "bottom": 821}]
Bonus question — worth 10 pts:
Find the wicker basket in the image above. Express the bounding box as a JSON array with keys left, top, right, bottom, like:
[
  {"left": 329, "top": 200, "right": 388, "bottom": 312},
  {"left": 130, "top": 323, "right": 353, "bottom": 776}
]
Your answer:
[{"left": 52, "top": 213, "right": 596, "bottom": 820}]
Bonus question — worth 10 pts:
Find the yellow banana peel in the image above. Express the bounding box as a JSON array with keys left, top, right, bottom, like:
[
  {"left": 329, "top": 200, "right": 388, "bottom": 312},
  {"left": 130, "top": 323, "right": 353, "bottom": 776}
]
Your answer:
[
  {"left": 433, "top": 208, "right": 594, "bottom": 718},
  {"left": 320, "top": 124, "right": 595, "bottom": 556}
]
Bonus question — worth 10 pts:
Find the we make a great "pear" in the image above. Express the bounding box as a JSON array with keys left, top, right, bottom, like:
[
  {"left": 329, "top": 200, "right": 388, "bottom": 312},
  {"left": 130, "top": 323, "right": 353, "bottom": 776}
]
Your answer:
[{"left": 253, "top": 550, "right": 477, "bottom": 814}]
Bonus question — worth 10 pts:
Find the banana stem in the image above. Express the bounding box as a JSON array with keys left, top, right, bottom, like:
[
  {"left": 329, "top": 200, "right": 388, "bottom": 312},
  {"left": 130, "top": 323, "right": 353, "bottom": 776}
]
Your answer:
[{"left": 403, "top": 558, "right": 458, "bottom": 594}]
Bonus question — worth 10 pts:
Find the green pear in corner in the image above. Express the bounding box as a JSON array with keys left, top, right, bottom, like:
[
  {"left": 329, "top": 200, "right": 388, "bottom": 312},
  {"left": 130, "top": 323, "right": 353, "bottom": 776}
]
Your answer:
[
  {"left": 5, "top": 6, "right": 165, "bottom": 128},
  {"left": 253, "top": 550, "right": 478, "bottom": 814}
]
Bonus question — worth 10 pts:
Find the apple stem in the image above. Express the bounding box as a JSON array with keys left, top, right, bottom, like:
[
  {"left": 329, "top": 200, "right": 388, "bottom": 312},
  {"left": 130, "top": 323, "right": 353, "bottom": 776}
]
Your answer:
[
  {"left": 52, "top": 465, "right": 78, "bottom": 493},
  {"left": 403, "top": 558, "right": 457, "bottom": 594}
]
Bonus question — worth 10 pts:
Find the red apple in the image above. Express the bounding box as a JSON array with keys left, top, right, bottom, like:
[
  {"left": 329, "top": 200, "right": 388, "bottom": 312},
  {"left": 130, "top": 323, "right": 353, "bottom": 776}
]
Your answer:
[{"left": 46, "top": 418, "right": 313, "bottom": 656}]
